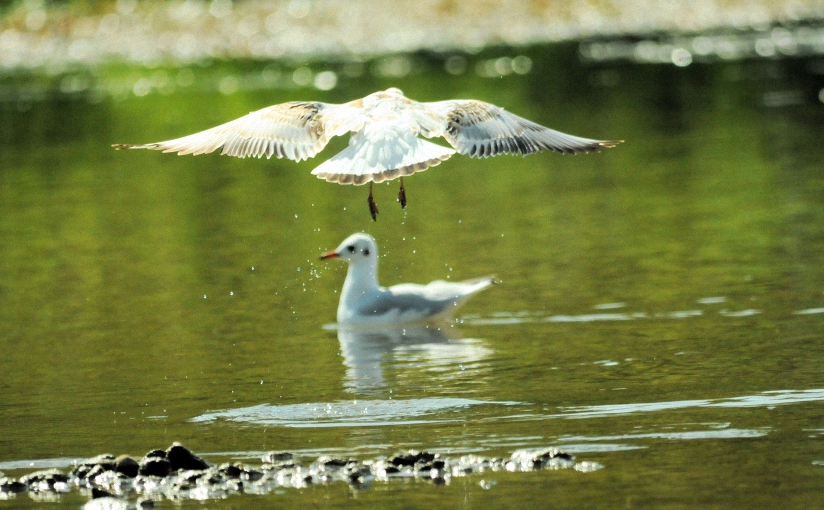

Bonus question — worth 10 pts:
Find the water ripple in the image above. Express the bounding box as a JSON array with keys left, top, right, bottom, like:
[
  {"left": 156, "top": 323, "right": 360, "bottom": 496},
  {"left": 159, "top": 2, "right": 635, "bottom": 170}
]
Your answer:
[
  {"left": 191, "top": 398, "right": 520, "bottom": 428},
  {"left": 554, "top": 389, "right": 824, "bottom": 419},
  {"left": 461, "top": 303, "right": 824, "bottom": 326},
  {"left": 560, "top": 428, "right": 769, "bottom": 443}
]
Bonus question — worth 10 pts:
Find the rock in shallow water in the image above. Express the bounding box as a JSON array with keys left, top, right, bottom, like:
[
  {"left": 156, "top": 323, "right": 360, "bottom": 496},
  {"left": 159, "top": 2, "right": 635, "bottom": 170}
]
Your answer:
[
  {"left": 19, "top": 468, "right": 70, "bottom": 491},
  {"left": 166, "top": 443, "right": 210, "bottom": 471},
  {"left": 262, "top": 451, "right": 293, "bottom": 463},
  {"left": 73, "top": 455, "right": 117, "bottom": 480},
  {"left": 115, "top": 455, "right": 139, "bottom": 478},
  {"left": 137, "top": 457, "right": 171, "bottom": 478},
  {"left": 4, "top": 443, "right": 599, "bottom": 504},
  {"left": 0, "top": 477, "right": 27, "bottom": 494}
]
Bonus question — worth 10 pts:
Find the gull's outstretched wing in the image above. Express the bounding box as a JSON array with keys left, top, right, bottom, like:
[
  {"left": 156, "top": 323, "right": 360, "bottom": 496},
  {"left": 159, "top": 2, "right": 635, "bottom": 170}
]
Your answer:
[
  {"left": 426, "top": 100, "right": 621, "bottom": 158},
  {"left": 113, "top": 101, "right": 362, "bottom": 162}
]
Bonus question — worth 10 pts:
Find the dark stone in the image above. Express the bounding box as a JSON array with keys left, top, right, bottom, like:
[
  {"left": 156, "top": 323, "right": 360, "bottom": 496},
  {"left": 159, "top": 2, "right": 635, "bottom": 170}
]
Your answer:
[
  {"left": 380, "top": 465, "right": 400, "bottom": 475},
  {"left": 217, "top": 462, "right": 261, "bottom": 481},
  {"left": 89, "top": 454, "right": 117, "bottom": 467},
  {"left": 389, "top": 454, "right": 416, "bottom": 466},
  {"left": 262, "top": 460, "right": 296, "bottom": 470},
  {"left": 417, "top": 452, "right": 436, "bottom": 463},
  {"left": 19, "top": 469, "right": 69, "bottom": 488},
  {"left": 72, "top": 454, "right": 117, "bottom": 479},
  {"left": 71, "top": 464, "right": 94, "bottom": 480},
  {"left": 531, "top": 448, "right": 571, "bottom": 462},
  {"left": 91, "top": 487, "right": 117, "bottom": 499},
  {"left": 262, "top": 451, "right": 293, "bottom": 463},
  {"left": 172, "top": 479, "right": 195, "bottom": 491},
  {"left": 390, "top": 450, "right": 435, "bottom": 466},
  {"left": 244, "top": 469, "right": 264, "bottom": 482},
  {"left": 166, "top": 443, "right": 209, "bottom": 471},
  {"left": 84, "top": 464, "right": 112, "bottom": 480},
  {"left": 178, "top": 470, "right": 207, "bottom": 483},
  {"left": 414, "top": 462, "right": 432, "bottom": 472},
  {"left": 218, "top": 463, "right": 243, "bottom": 478},
  {"left": 143, "top": 449, "right": 167, "bottom": 460},
  {"left": 317, "top": 456, "right": 352, "bottom": 468},
  {"left": 344, "top": 464, "right": 371, "bottom": 483},
  {"left": 0, "top": 477, "right": 27, "bottom": 494},
  {"left": 138, "top": 457, "right": 171, "bottom": 478},
  {"left": 137, "top": 498, "right": 156, "bottom": 508},
  {"left": 115, "top": 455, "right": 140, "bottom": 478}
]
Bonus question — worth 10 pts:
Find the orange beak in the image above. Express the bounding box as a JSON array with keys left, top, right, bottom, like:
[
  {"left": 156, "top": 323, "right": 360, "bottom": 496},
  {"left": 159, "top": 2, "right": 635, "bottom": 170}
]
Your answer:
[{"left": 320, "top": 251, "right": 340, "bottom": 260}]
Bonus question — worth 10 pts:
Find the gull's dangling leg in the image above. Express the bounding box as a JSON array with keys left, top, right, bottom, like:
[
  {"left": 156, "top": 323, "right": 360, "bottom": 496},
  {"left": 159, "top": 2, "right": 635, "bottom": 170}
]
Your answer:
[
  {"left": 367, "top": 181, "right": 379, "bottom": 221},
  {"left": 397, "top": 177, "right": 407, "bottom": 209}
]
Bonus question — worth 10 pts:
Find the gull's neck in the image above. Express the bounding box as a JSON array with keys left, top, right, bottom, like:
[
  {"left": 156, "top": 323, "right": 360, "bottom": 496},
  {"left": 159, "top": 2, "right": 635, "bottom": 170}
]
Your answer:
[{"left": 340, "top": 258, "right": 380, "bottom": 307}]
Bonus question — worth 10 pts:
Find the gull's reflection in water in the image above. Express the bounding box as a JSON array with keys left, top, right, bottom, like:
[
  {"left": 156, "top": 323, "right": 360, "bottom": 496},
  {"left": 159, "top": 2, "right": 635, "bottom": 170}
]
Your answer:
[{"left": 336, "top": 324, "right": 493, "bottom": 395}]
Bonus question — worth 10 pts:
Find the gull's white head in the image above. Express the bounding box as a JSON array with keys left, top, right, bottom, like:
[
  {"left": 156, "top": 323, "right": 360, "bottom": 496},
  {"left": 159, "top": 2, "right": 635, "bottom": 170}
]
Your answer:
[
  {"left": 320, "top": 233, "right": 378, "bottom": 266},
  {"left": 321, "top": 233, "right": 381, "bottom": 303}
]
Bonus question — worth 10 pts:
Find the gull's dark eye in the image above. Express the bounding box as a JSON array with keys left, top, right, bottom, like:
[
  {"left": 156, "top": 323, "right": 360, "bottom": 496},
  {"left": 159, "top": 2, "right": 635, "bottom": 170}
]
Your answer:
[
  {"left": 347, "top": 245, "right": 356, "bottom": 253},
  {"left": 363, "top": 248, "right": 370, "bottom": 256}
]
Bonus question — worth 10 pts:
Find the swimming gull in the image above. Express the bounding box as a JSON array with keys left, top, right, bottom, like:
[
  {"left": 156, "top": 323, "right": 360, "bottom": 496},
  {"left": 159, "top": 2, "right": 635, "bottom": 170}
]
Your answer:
[
  {"left": 320, "top": 233, "right": 495, "bottom": 325},
  {"left": 114, "top": 87, "right": 621, "bottom": 220}
]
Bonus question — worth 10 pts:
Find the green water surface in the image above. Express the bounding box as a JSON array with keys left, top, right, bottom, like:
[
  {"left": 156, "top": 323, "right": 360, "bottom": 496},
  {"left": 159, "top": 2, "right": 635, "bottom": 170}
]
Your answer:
[{"left": 1, "top": 45, "right": 824, "bottom": 508}]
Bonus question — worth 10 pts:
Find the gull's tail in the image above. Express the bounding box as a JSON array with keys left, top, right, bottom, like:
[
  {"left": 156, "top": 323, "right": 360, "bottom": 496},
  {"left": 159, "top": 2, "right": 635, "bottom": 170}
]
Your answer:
[{"left": 312, "top": 122, "right": 455, "bottom": 185}]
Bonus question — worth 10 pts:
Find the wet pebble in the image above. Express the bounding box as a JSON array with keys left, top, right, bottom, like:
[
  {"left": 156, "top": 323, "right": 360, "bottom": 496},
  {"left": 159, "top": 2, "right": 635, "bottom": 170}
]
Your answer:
[
  {"left": 144, "top": 449, "right": 166, "bottom": 459},
  {"left": 261, "top": 451, "right": 293, "bottom": 463},
  {"left": 218, "top": 462, "right": 257, "bottom": 479},
  {"left": 91, "top": 487, "right": 117, "bottom": 499},
  {"left": 390, "top": 450, "right": 435, "bottom": 466},
  {"left": 166, "top": 443, "right": 209, "bottom": 471},
  {"left": 19, "top": 468, "right": 70, "bottom": 491},
  {"left": 508, "top": 448, "right": 576, "bottom": 471},
  {"left": 0, "top": 477, "right": 27, "bottom": 494},
  {"left": 138, "top": 457, "right": 171, "bottom": 478},
  {"left": 73, "top": 455, "right": 117, "bottom": 479},
  {"left": 115, "top": 455, "right": 140, "bottom": 478}
]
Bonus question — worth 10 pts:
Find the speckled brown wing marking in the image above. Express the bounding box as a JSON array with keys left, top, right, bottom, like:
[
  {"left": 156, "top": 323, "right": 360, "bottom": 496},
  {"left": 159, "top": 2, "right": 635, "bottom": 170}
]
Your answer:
[
  {"left": 113, "top": 101, "right": 333, "bottom": 162},
  {"left": 431, "top": 100, "right": 621, "bottom": 157}
]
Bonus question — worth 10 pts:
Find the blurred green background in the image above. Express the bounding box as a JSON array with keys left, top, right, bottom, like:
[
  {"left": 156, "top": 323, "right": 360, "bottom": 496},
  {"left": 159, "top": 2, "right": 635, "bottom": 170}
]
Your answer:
[{"left": 1, "top": 1, "right": 824, "bottom": 509}]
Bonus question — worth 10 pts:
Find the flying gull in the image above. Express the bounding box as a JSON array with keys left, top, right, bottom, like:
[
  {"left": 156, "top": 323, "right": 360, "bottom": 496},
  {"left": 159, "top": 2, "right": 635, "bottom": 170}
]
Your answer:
[
  {"left": 114, "top": 88, "right": 621, "bottom": 220},
  {"left": 320, "top": 233, "right": 495, "bottom": 325}
]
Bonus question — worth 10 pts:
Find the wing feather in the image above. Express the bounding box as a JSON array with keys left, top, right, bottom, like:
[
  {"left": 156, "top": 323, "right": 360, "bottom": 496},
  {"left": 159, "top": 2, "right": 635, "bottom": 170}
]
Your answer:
[
  {"left": 113, "top": 101, "right": 358, "bottom": 162},
  {"left": 426, "top": 100, "right": 621, "bottom": 158}
]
